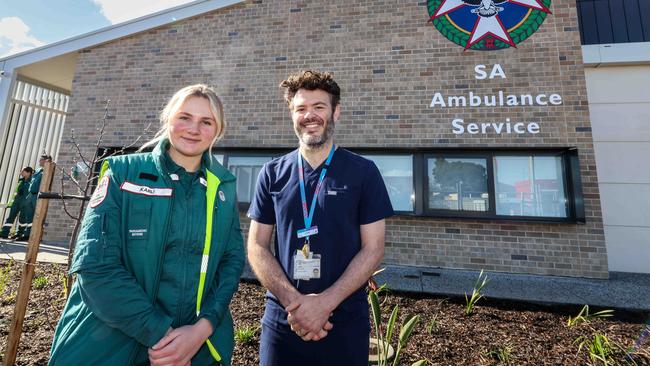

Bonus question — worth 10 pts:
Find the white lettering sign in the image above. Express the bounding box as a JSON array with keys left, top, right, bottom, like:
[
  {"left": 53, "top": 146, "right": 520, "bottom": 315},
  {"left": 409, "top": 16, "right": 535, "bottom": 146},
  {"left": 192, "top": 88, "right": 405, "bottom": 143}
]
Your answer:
[
  {"left": 474, "top": 64, "right": 506, "bottom": 79},
  {"left": 452, "top": 118, "right": 541, "bottom": 135},
  {"left": 430, "top": 91, "right": 562, "bottom": 108}
]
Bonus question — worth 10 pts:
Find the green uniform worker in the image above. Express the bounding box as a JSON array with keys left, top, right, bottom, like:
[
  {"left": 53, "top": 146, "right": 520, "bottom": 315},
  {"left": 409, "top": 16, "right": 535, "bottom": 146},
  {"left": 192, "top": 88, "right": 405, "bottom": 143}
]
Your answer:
[
  {"left": 21, "top": 155, "right": 51, "bottom": 239},
  {"left": 0, "top": 167, "right": 33, "bottom": 239},
  {"left": 49, "top": 139, "right": 245, "bottom": 365}
]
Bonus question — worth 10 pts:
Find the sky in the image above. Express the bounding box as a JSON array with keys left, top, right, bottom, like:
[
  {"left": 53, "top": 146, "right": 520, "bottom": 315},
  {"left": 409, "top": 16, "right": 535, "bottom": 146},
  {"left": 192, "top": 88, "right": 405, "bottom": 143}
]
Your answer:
[{"left": 0, "top": 0, "right": 195, "bottom": 58}]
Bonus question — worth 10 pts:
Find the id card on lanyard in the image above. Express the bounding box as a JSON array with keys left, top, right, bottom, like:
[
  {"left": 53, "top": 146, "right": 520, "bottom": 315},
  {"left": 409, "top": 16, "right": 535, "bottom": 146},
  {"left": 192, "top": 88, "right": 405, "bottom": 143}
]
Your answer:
[{"left": 293, "top": 144, "right": 335, "bottom": 281}]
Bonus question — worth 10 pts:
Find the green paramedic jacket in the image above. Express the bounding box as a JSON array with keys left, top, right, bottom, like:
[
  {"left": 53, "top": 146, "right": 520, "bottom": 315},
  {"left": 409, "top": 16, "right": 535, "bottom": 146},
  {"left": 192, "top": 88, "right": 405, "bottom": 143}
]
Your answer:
[
  {"left": 49, "top": 140, "right": 245, "bottom": 365},
  {"left": 8, "top": 177, "right": 29, "bottom": 207},
  {"left": 29, "top": 168, "right": 43, "bottom": 194}
]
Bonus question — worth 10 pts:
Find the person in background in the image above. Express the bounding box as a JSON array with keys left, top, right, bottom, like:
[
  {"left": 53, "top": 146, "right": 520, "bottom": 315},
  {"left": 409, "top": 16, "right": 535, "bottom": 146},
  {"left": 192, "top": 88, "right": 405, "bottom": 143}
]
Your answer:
[
  {"left": 49, "top": 84, "right": 244, "bottom": 366},
  {"left": 20, "top": 154, "right": 53, "bottom": 240},
  {"left": 0, "top": 166, "right": 34, "bottom": 240}
]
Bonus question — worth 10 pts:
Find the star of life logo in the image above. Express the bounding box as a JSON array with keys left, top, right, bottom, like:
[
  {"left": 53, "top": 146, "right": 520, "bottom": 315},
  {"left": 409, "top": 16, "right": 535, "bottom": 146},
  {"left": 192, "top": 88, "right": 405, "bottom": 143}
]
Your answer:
[{"left": 428, "top": 0, "right": 551, "bottom": 51}]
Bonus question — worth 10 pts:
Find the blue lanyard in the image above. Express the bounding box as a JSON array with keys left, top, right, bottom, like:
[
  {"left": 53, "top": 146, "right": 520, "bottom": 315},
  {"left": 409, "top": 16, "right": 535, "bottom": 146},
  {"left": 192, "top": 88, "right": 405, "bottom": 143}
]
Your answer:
[{"left": 297, "top": 145, "right": 336, "bottom": 239}]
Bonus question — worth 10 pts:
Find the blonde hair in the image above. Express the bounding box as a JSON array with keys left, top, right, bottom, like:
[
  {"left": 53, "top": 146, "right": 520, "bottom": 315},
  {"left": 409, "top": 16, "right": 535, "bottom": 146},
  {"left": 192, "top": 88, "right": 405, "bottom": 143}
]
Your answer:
[{"left": 140, "top": 84, "right": 226, "bottom": 152}]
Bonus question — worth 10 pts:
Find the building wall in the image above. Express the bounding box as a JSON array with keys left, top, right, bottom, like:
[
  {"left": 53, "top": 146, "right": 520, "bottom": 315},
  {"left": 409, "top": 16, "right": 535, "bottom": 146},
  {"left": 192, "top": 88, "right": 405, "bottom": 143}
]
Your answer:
[
  {"left": 46, "top": 0, "right": 608, "bottom": 278},
  {"left": 585, "top": 65, "right": 650, "bottom": 274}
]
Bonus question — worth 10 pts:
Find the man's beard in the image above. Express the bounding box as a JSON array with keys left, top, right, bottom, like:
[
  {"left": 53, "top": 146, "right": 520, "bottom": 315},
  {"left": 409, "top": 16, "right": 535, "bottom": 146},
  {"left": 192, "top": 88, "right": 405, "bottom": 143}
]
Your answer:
[{"left": 296, "top": 116, "right": 335, "bottom": 149}]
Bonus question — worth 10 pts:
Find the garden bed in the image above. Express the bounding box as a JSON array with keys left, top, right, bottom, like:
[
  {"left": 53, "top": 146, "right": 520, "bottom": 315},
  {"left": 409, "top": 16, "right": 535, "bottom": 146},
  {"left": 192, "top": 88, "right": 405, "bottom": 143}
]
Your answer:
[{"left": 1, "top": 260, "right": 648, "bottom": 365}]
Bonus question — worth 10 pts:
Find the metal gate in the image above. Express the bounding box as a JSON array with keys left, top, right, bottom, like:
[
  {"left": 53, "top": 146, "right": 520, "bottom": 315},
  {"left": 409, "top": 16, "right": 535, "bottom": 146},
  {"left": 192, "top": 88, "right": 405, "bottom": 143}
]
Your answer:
[{"left": 0, "top": 78, "right": 69, "bottom": 223}]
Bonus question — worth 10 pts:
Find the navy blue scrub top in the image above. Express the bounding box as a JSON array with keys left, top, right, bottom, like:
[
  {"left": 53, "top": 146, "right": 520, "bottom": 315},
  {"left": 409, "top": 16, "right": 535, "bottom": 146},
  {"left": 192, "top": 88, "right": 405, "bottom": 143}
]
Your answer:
[{"left": 248, "top": 148, "right": 394, "bottom": 325}]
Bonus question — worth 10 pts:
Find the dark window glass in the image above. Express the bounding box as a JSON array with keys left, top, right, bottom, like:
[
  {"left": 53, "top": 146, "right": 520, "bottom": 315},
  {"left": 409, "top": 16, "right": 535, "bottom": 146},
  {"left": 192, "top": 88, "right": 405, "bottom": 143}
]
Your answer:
[
  {"left": 494, "top": 156, "right": 568, "bottom": 218},
  {"left": 227, "top": 156, "right": 273, "bottom": 203},
  {"left": 427, "top": 157, "right": 489, "bottom": 212},
  {"left": 363, "top": 155, "right": 414, "bottom": 212}
]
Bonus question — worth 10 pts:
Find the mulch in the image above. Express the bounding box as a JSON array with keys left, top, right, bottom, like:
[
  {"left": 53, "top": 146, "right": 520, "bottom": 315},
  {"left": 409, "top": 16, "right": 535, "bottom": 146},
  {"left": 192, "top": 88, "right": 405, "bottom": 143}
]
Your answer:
[{"left": 1, "top": 259, "right": 649, "bottom": 365}]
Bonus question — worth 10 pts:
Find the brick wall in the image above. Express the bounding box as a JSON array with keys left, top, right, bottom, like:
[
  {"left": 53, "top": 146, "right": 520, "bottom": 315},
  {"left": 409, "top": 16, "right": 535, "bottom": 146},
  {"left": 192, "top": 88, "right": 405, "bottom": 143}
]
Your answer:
[{"left": 46, "top": 0, "right": 608, "bottom": 278}]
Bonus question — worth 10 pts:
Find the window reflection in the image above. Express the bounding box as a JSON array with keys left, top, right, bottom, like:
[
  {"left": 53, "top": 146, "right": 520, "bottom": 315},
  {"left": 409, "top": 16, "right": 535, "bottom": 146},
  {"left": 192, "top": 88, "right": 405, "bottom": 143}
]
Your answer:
[
  {"left": 363, "top": 155, "right": 414, "bottom": 212},
  {"left": 494, "top": 156, "right": 567, "bottom": 217},
  {"left": 428, "top": 157, "right": 489, "bottom": 212},
  {"left": 227, "top": 156, "right": 273, "bottom": 203}
]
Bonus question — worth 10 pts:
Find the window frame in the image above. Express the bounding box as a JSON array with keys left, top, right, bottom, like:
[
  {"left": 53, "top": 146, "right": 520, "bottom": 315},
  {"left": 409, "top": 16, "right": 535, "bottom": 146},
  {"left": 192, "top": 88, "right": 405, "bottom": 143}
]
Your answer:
[
  {"left": 216, "top": 148, "right": 286, "bottom": 210},
  {"left": 360, "top": 152, "right": 416, "bottom": 215},
  {"left": 423, "top": 152, "right": 495, "bottom": 219},
  {"left": 211, "top": 146, "right": 586, "bottom": 224}
]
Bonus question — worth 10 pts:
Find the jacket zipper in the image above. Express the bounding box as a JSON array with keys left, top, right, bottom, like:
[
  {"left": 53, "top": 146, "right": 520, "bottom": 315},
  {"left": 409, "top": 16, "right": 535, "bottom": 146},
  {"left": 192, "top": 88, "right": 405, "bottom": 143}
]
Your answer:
[{"left": 127, "top": 176, "right": 174, "bottom": 365}]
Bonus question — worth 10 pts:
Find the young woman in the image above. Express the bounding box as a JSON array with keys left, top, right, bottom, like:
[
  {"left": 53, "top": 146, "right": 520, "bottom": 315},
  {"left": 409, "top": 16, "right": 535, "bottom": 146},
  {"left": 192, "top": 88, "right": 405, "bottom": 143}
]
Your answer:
[{"left": 49, "top": 84, "right": 244, "bottom": 366}]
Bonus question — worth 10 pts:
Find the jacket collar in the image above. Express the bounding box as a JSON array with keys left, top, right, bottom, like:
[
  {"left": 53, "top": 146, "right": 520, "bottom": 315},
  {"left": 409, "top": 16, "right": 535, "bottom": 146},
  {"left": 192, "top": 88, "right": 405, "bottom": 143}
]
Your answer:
[{"left": 152, "top": 138, "right": 236, "bottom": 183}]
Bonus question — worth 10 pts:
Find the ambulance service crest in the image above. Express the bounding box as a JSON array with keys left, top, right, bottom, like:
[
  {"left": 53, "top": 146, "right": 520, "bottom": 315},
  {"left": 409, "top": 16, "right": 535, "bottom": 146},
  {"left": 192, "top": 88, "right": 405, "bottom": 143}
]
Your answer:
[{"left": 428, "top": 0, "right": 551, "bottom": 51}]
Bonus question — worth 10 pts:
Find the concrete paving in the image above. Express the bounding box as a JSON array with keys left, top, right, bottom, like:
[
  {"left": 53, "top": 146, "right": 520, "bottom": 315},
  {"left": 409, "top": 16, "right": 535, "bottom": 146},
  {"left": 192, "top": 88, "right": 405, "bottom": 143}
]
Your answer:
[
  {"left": 243, "top": 264, "right": 650, "bottom": 312},
  {"left": 373, "top": 265, "right": 650, "bottom": 312},
  {"left": 0, "top": 238, "right": 68, "bottom": 264}
]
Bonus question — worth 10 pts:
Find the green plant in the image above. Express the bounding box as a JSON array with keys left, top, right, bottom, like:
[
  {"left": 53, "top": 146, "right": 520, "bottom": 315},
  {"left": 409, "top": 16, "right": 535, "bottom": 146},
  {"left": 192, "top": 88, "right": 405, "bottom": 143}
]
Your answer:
[
  {"left": 575, "top": 332, "right": 616, "bottom": 365},
  {"left": 33, "top": 275, "right": 48, "bottom": 289},
  {"left": 484, "top": 344, "right": 514, "bottom": 364},
  {"left": 234, "top": 325, "right": 258, "bottom": 345},
  {"left": 426, "top": 314, "right": 440, "bottom": 335},
  {"left": 567, "top": 305, "right": 614, "bottom": 327},
  {"left": 464, "top": 270, "right": 490, "bottom": 315},
  {"left": 369, "top": 290, "right": 425, "bottom": 366},
  {"left": 0, "top": 260, "right": 14, "bottom": 295}
]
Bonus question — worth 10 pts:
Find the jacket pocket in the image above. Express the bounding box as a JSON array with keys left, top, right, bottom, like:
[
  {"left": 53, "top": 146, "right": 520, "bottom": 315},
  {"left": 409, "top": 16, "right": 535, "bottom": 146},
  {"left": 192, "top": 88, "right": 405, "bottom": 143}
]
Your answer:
[
  {"left": 126, "top": 196, "right": 151, "bottom": 242},
  {"left": 70, "top": 212, "right": 114, "bottom": 273}
]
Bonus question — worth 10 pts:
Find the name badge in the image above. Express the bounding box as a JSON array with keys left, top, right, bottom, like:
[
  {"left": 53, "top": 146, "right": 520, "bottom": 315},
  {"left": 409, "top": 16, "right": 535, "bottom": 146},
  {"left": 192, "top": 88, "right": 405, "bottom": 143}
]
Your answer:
[
  {"left": 293, "top": 250, "right": 321, "bottom": 281},
  {"left": 297, "top": 226, "right": 318, "bottom": 239}
]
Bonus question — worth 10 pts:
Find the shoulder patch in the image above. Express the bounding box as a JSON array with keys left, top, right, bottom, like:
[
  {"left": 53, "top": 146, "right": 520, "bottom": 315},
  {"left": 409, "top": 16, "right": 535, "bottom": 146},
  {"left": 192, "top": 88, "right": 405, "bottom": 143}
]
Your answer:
[{"left": 90, "top": 174, "right": 110, "bottom": 208}]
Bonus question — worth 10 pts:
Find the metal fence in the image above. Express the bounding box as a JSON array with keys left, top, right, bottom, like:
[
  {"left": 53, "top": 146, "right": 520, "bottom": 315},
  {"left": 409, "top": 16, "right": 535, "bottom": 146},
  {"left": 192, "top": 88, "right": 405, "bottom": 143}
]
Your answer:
[{"left": 0, "top": 79, "right": 69, "bottom": 222}]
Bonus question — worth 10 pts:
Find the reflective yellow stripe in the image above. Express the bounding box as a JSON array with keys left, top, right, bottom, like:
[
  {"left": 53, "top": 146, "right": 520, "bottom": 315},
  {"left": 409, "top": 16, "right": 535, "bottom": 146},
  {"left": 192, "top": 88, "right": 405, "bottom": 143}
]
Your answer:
[
  {"left": 196, "top": 170, "right": 222, "bottom": 362},
  {"left": 99, "top": 160, "right": 110, "bottom": 180}
]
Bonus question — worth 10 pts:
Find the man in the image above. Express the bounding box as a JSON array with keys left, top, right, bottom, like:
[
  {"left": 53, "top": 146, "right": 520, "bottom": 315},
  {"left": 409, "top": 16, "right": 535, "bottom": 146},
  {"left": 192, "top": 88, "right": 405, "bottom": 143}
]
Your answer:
[
  {"left": 20, "top": 154, "right": 52, "bottom": 240},
  {"left": 0, "top": 167, "right": 33, "bottom": 239},
  {"left": 247, "top": 70, "right": 393, "bottom": 365}
]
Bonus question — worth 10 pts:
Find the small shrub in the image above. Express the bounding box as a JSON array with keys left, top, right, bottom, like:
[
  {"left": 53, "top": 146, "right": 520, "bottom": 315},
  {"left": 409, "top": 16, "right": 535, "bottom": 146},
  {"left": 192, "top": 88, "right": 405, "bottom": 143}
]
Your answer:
[
  {"left": 33, "top": 275, "right": 48, "bottom": 290},
  {"left": 426, "top": 315, "right": 440, "bottom": 335},
  {"left": 0, "top": 260, "right": 14, "bottom": 295},
  {"left": 567, "top": 305, "right": 614, "bottom": 327},
  {"left": 575, "top": 332, "right": 616, "bottom": 365},
  {"left": 464, "top": 270, "right": 490, "bottom": 315},
  {"left": 485, "top": 344, "right": 514, "bottom": 364},
  {"left": 369, "top": 286, "right": 425, "bottom": 366},
  {"left": 234, "top": 325, "right": 258, "bottom": 345}
]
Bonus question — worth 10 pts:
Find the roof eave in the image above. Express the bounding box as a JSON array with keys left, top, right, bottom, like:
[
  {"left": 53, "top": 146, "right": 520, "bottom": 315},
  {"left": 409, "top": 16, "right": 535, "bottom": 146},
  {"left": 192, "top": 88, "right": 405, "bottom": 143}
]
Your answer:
[{"left": 0, "top": 0, "right": 245, "bottom": 69}]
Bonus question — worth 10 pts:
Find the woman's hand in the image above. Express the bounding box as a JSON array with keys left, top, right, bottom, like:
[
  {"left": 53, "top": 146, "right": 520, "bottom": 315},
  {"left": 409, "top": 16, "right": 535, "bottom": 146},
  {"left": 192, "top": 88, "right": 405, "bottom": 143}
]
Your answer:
[{"left": 148, "top": 318, "right": 213, "bottom": 366}]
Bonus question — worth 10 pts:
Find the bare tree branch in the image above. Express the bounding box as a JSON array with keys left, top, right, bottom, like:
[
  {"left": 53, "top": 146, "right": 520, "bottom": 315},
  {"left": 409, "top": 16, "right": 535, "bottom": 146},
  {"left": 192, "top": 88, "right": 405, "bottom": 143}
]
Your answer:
[
  {"left": 58, "top": 167, "right": 79, "bottom": 220},
  {"left": 69, "top": 129, "right": 89, "bottom": 170}
]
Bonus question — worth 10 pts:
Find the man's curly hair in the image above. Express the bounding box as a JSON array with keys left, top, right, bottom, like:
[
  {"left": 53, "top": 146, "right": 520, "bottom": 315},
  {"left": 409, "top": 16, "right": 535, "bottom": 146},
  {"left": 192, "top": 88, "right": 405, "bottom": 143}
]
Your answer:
[{"left": 280, "top": 70, "right": 341, "bottom": 108}]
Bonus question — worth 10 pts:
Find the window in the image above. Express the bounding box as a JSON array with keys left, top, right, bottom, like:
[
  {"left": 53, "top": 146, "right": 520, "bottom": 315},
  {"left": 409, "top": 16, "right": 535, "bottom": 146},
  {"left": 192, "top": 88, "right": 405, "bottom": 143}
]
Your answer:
[
  {"left": 427, "top": 157, "right": 489, "bottom": 212},
  {"left": 363, "top": 155, "right": 414, "bottom": 212},
  {"left": 419, "top": 150, "right": 581, "bottom": 222},
  {"left": 226, "top": 156, "right": 273, "bottom": 203},
  {"left": 216, "top": 148, "right": 583, "bottom": 223},
  {"left": 494, "top": 156, "right": 568, "bottom": 218}
]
